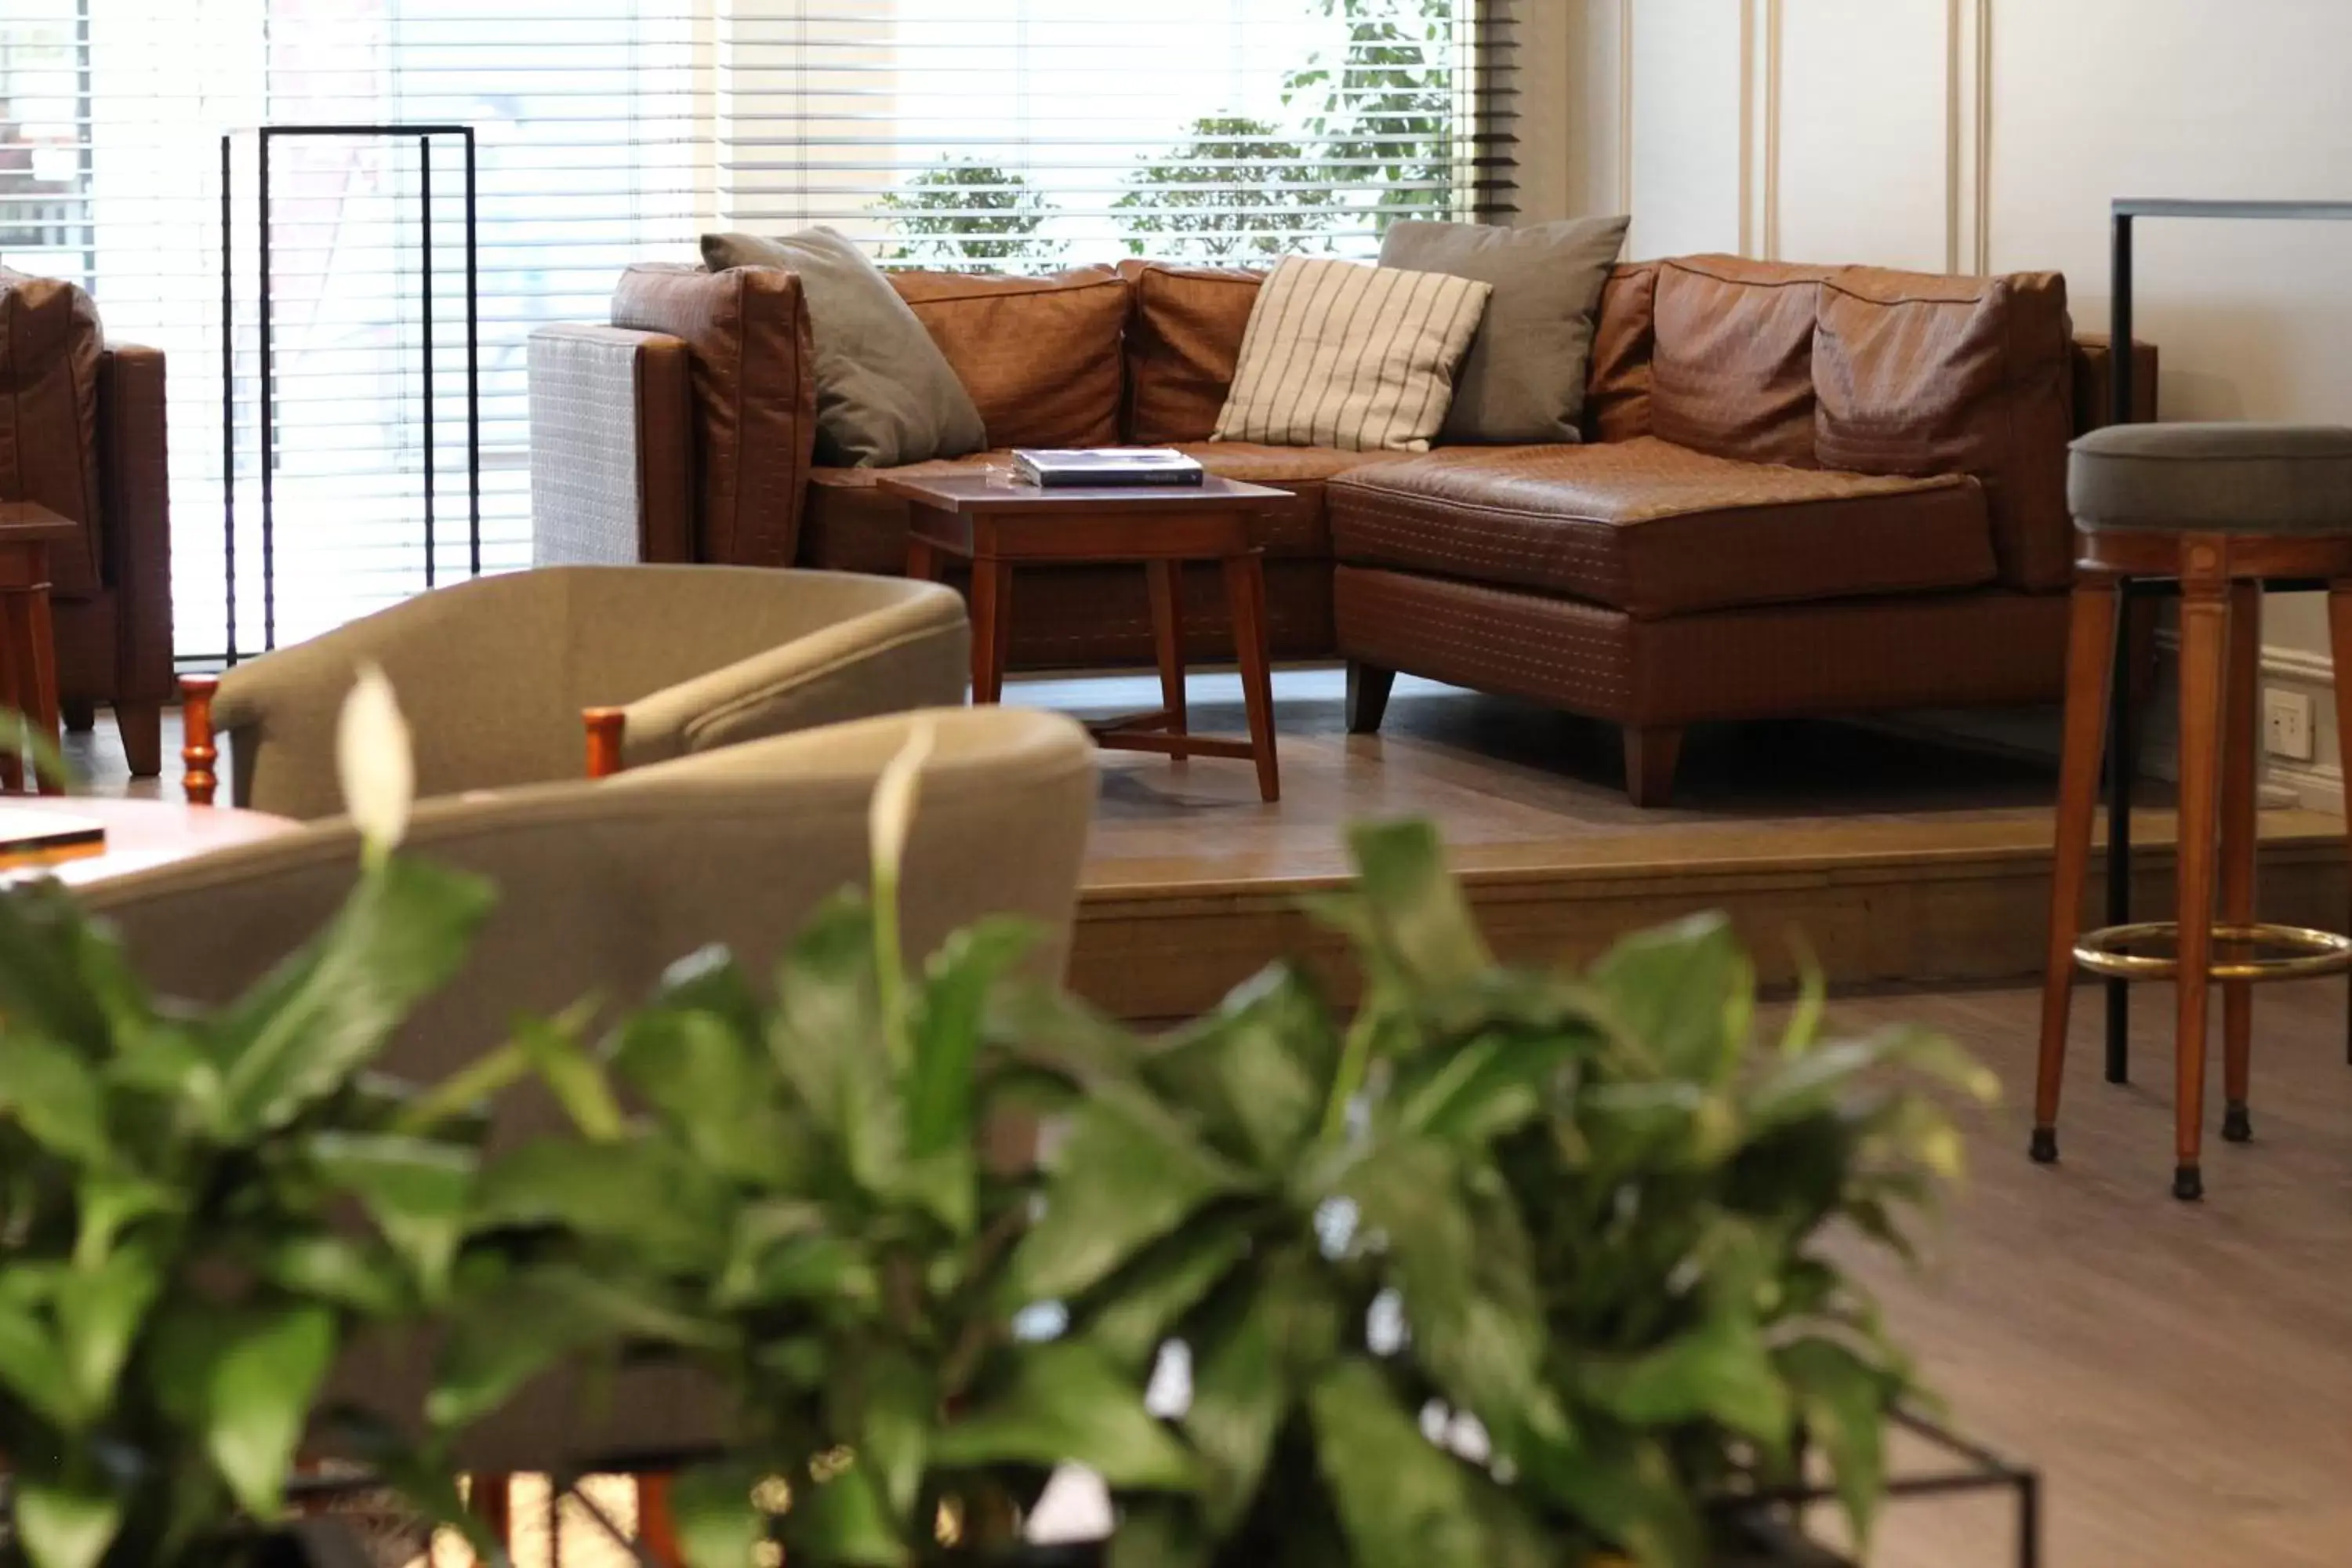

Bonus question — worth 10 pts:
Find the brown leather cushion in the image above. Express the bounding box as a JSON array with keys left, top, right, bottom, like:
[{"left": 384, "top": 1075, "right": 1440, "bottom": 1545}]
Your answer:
[
  {"left": 1650, "top": 256, "right": 1832, "bottom": 468},
  {"left": 1583, "top": 261, "right": 1657, "bottom": 444},
  {"left": 1116, "top": 260, "right": 1266, "bottom": 444},
  {"left": 0, "top": 269, "right": 105, "bottom": 598},
  {"left": 612, "top": 263, "right": 814, "bottom": 567},
  {"left": 887, "top": 267, "right": 1127, "bottom": 448},
  {"left": 799, "top": 442, "right": 1403, "bottom": 575},
  {"left": 1814, "top": 267, "right": 2075, "bottom": 591},
  {"left": 1328, "top": 436, "right": 1995, "bottom": 619}
]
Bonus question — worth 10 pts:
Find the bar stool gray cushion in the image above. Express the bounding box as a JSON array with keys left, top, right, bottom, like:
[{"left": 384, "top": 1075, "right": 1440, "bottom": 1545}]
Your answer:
[{"left": 2069, "top": 422, "right": 2352, "bottom": 533}]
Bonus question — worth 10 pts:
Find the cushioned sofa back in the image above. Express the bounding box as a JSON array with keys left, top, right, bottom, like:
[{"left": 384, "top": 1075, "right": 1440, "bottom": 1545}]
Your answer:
[
  {"left": 1116, "top": 260, "right": 1268, "bottom": 445},
  {"left": 1584, "top": 254, "right": 2085, "bottom": 593},
  {"left": 888, "top": 266, "right": 1129, "bottom": 448},
  {"left": 0, "top": 268, "right": 107, "bottom": 599},
  {"left": 1813, "top": 267, "right": 2074, "bottom": 592},
  {"left": 612, "top": 262, "right": 815, "bottom": 567}
]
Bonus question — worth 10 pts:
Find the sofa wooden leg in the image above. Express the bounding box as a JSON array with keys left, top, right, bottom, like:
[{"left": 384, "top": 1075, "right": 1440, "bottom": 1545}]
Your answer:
[
  {"left": 1623, "top": 724, "right": 1683, "bottom": 808},
  {"left": 1346, "top": 662, "right": 1396, "bottom": 735},
  {"left": 60, "top": 699, "right": 94, "bottom": 733},
  {"left": 116, "top": 700, "right": 163, "bottom": 778}
]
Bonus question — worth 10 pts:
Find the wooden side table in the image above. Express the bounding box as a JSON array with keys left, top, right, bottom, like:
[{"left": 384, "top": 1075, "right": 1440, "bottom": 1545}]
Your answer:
[
  {"left": 883, "top": 472, "right": 1289, "bottom": 802},
  {"left": 0, "top": 503, "right": 78, "bottom": 795}
]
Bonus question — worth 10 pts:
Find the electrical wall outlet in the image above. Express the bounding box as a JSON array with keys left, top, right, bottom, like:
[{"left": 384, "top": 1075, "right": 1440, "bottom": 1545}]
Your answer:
[{"left": 2265, "top": 688, "right": 2316, "bottom": 762}]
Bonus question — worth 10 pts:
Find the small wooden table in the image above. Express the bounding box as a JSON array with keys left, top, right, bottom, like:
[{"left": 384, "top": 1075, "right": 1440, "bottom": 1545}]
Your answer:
[
  {"left": 884, "top": 471, "right": 1290, "bottom": 802},
  {"left": 0, "top": 797, "right": 299, "bottom": 887},
  {"left": 0, "top": 502, "right": 78, "bottom": 796}
]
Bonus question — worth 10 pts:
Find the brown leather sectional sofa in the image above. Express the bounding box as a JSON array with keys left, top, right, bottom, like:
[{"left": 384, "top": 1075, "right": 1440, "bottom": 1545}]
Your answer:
[{"left": 528, "top": 251, "right": 2154, "bottom": 804}]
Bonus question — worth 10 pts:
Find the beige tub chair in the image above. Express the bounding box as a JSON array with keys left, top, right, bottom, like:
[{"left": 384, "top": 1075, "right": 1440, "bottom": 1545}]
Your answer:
[
  {"left": 194, "top": 564, "right": 969, "bottom": 818},
  {"left": 77, "top": 705, "right": 1096, "bottom": 1506}
]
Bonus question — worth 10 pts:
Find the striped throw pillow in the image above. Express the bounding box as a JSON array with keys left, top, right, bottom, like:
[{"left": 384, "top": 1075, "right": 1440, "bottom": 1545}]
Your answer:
[{"left": 1211, "top": 257, "right": 1493, "bottom": 452}]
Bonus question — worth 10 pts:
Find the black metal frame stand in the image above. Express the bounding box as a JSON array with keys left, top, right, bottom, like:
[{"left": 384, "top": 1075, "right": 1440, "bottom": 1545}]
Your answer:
[
  {"left": 2102, "top": 198, "right": 2352, "bottom": 1081},
  {"left": 218, "top": 124, "right": 480, "bottom": 662}
]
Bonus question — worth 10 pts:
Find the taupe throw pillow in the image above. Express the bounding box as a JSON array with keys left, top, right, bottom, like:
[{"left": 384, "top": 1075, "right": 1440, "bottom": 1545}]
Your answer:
[
  {"left": 1212, "top": 257, "right": 1491, "bottom": 453},
  {"left": 702, "top": 228, "right": 985, "bottom": 466},
  {"left": 1377, "top": 215, "right": 1632, "bottom": 443}
]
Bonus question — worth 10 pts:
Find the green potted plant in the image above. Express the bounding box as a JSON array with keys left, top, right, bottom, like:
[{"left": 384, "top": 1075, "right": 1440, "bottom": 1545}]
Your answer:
[
  {"left": 1014, "top": 821, "right": 1992, "bottom": 1568},
  {"left": 0, "top": 671, "right": 510, "bottom": 1568}
]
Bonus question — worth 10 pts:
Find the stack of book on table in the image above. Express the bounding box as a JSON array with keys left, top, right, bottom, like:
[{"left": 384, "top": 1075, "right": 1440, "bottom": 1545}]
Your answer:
[
  {"left": 1012, "top": 448, "right": 1206, "bottom": 488},
  {"left": 0, "top": 806, "right": 104, "bottom": 870}
]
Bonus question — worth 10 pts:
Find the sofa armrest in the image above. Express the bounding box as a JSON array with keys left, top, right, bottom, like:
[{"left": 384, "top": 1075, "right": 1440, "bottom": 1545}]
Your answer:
[
  {"left": 617, "top": 583, "right": 969, "bottom": 768},
  {"left": 528, "top": 325, "right": 695, "bottom": 565},
  {"left": 2071, "top": 332, "right": 2159, "bottom": 434},
  {"left": 98, "top": 344, "right": 174, "bottom": 703}
]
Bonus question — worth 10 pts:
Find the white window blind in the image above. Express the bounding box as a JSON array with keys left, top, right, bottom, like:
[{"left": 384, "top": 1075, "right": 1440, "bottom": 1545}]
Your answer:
[{"left": 0, "top": 1, "right": 1516, "bottom": 662}]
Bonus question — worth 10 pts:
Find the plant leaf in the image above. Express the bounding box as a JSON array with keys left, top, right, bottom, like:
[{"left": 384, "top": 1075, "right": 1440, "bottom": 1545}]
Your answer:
[
  {"left": 669, "top": 1461, "right": 766, "bottom": 1568},
  {"left": 1305, "top": 1359, "right": 1483, "bottom": 1568},
  {"left": 908, "top": 916, "right": 1039, "bottom": 1159},
  {"left": 612, "top": 1007, "right": 798, "bottom": 1185},
  {"left": 0, "top": 1299, "right": 82, "bottom": 1428},
  {"left": 0, "top": 1033, "right": 108, "bottom": 1163},
  {"left": 13, "top": 1468, "right": 124, "bottom": 1568},
  {"left": 305, "top": 1131, "right": 477, "bottom": 1300},
  {"left": 187, "top": 1305, "right": 339, "bottom": 1520},
  {"left": 1344, "top": 820, "right": 1491, "bottom": 988},
  {"left": 933, "top": 1341, "right": 1196, "bottom": 1491},
  {"left": 516, "top": 1007, "right": 625, "bottom": 1142},
  {"left": 853, "top": 1348, "right": 933, "bottom": 1523},
  {"left": 1013, "top": 1083, "right": 1246, "bottom": 1302},
  {"left": 211, "top": 855, "right": 495, "bottom": 1134},
  {"left": 1587, "top": 913, "right": 1744, "bottom": 1083},
  {"left": 1777, "top": 1337, "right": 1893, "bottom": 1543},
  {"left": 470, "top": 1136, "right": 731, "bottom": 1273},
  {"left": 785, "top": 1462, "right": 901, "bottom": 1568},
  {"left": 1584, "top": 1312, "right": 1792, "bottom": 1455},
  {"left": 53, "top": 1241, "right": 162, "bottom": 1412},
  {"left": 1085, "top": 1224, "right": 1250, "bottom": 1370}
]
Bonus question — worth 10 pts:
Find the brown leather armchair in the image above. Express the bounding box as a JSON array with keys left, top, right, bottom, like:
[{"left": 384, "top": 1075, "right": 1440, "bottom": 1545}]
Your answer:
[{"left": 0, "top": 269, "right": 174, "bottom": 775}]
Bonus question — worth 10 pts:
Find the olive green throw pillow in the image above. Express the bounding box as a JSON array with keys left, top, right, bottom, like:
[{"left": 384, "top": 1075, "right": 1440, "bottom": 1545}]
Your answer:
[
  {"left": 702, "top": 227, "right": 986, "bottom": 467},
  {"left": 1377, "top": 215, "right": 1632, "bottom": 444}
]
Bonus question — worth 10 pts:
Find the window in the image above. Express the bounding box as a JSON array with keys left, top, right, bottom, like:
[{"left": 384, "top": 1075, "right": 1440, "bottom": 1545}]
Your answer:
[{"left": 0, "top": 1, "right": 1516, "bottom": 662}]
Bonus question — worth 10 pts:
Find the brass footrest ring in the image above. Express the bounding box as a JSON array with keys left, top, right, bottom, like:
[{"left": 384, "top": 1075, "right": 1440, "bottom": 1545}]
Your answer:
[{"left": 2074, "top": 920, "right": 2352, "bottom": 982}]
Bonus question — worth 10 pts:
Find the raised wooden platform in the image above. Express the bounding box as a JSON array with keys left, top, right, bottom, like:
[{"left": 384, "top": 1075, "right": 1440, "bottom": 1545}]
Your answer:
[{"left": 1017, "top": 668, "right": 2351, "bottom": 1021}]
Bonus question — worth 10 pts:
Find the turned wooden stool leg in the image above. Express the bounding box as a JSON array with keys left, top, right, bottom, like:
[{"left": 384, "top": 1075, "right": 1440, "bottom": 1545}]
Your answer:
[
  {"left": 2219, "top": 583, "right": 2262, "bottom": 1142},
  {"left": 637, "top": 1474, "right": 684, "bottom": 1568},
  {"left": 583, "top": 706, "right": 627, "bottom": 779},
  {"left": 2033, "top": 579, "right": 2119, "bottom": 1161},
  {"left": 2328, "top": 583, "right": 2352, "bottom": 1073},
  {"left": 463, "top": 1472, "right": 513, "bottom": 1568},
  {"left": 2171, "top": 572, "right": 2230, "bottom": 1201},
  {"left": 180, "top": 675, "right": 220, "bottom": 806}
]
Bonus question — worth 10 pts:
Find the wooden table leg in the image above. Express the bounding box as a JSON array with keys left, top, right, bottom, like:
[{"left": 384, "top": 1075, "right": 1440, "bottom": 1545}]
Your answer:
[
  {"left": 971, "top": 557, "right": 1012, "bottom": 705},
  {"left": 1221, "top": 552, "right": 1279, "bottom": 804},
  {"left": 1146, "top": 559, "right": 1188, "bottom": 760},
  {"left": 906, "top": 535, "right": 938, "bottom": 582}
]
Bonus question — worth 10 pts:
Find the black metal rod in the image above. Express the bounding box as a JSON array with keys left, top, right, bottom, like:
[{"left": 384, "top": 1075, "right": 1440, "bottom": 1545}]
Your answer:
[
  {"left": 464, "top": 128, "right": 481, "bottom": 579},
  {"left": 419, "top": 132, "right": 435, "bottom": 591},
  {"left": 219, "top": 133, "right": 236, "bottom": 667},
  {"left": 2103, "top": 210, "right": 2136, "bottom": 1082},
  {"left": 2020, "top": 1470, "right": 2042, "bottom": 1568},
  {"left": 258, "top": 129, "right": 276, "bottom": 653}
]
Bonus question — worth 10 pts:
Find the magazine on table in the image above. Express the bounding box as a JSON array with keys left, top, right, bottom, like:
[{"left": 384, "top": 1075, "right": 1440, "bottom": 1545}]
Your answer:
[{"left": 1012, "top": 448, "right": 1207, "bottom": 488}]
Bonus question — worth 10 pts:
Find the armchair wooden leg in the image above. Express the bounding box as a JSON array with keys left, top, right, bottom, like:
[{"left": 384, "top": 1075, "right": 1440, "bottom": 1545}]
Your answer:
[
  {"left": 116, "top": 699, "right": 163, "bottom": 779},
  {"left": 1345, "top": 662, "right": 1395, "bottom": 735},
  {"left": 637, "top": 1474, "right": 684, "bottom": 1568},
  {"left": 177, "top": 677, "right": 218, "bottom": 807},
  {"left": 1623, "top": 725, "right": 1684, "bottom": 808},
  {"left": 584, "top": 707, "right": 627, "bottom": 779}
]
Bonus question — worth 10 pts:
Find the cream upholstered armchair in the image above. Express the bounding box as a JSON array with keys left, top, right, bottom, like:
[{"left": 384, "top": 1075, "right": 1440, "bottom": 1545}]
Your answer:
[
  {"left": 198, "top": 564, "right": 969, "bottom": 818},
  {"left": 75, "top": 704, "right": 1096, "bottom": 1475}
]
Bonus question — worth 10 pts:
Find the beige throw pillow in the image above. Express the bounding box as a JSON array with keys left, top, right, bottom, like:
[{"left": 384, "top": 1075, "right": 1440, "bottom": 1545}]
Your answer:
[{"left": 1211, "top": 257, "right": 1492, "bottom": 452}]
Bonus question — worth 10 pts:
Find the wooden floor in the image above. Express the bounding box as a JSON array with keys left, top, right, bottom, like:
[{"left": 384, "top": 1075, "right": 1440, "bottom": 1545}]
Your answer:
[
  {"left": 1828, "top": 978, "right": 2352, "bottom": 1568},
  {"left": 60, "top": 695, "right": 2352, "bottom": 1565},
  {"left": 1032, "top": 667, "right": 2348, "bottom": 1019}
]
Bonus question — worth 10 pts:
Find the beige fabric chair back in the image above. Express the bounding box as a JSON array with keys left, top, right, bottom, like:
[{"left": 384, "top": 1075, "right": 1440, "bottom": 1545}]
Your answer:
[{"left": 216, "top": 565, "right": 967, "bottom": 818}]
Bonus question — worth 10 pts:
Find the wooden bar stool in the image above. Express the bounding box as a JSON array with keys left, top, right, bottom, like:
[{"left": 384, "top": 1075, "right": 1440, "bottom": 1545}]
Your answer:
[{"left": 2034, "top": 423, "right": 2352, "bottom": 1200}]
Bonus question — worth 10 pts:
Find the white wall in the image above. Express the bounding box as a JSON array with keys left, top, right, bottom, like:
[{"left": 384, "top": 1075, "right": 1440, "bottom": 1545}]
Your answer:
[{"left": 1564, "top": 0, "right": 2352, "bottom": 808}]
